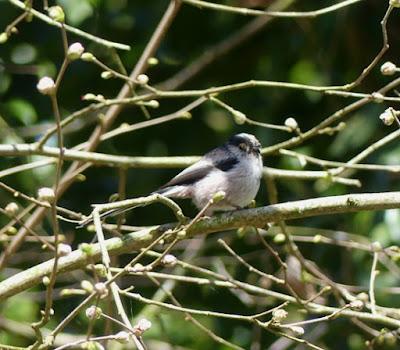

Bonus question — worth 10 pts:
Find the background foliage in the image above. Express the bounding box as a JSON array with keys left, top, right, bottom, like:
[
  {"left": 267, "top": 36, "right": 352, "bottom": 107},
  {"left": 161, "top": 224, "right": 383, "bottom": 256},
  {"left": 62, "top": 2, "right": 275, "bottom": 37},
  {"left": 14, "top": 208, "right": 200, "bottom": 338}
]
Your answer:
[{"left": 1, "top": 0, "right": 400, "bottom": 349}]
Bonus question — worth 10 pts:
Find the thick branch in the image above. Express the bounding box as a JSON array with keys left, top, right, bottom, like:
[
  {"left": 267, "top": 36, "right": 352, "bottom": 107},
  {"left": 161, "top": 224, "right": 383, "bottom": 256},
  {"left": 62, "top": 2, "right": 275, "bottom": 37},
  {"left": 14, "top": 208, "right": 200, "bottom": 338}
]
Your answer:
[{"left": 1, "top": 191, "right": 400, "bottom": 301}]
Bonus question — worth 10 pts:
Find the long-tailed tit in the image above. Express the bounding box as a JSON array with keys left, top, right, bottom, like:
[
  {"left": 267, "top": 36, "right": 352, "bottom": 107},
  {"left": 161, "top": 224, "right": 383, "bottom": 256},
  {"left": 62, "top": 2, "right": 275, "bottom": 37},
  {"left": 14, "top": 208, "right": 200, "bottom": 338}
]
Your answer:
[
  {"left": 154, "top": 133, "right": 263, "bottom": 215},
  {"left": 79, "top": 133, "right": 263, "bottom": 226}
]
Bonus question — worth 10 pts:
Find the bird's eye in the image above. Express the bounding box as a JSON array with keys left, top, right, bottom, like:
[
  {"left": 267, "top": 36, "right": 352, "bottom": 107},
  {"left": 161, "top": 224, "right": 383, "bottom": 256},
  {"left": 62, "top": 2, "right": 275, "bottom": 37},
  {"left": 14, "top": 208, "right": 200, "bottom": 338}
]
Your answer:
[{"left": 239, "top": 143, "right": 248, "bottom": 151}]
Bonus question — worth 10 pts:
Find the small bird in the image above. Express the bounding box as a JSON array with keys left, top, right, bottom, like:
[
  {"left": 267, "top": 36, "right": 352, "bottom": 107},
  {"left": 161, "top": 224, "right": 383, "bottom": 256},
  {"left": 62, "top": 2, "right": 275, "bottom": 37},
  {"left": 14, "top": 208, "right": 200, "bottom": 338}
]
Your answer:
[
  {"left": 154, "top": 133, "right": 263, "bottom": 215},
  {"left": 79, "top": 133, "right": 263, "bottom": 226}
]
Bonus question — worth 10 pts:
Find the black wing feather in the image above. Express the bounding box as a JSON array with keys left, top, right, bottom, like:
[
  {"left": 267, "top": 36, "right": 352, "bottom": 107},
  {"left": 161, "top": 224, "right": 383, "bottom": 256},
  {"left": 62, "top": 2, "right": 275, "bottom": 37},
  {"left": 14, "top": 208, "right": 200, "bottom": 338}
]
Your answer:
[
  {"left": 157, "top": 144, "right": 238, "bottom": 190},
  {"left": 158, "top": 163, "right": 213, "bottom": 189}
]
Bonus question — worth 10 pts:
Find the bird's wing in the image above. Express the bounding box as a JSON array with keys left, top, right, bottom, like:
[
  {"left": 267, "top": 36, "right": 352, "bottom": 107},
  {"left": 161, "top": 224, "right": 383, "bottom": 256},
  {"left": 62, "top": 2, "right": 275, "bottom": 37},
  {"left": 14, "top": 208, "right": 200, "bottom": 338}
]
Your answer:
[
  {"left": 158, "top": 148, "right": 239, "bottom": 190},
  {"left": 158, "top": 158, "right": 214, "bottom": 189}
]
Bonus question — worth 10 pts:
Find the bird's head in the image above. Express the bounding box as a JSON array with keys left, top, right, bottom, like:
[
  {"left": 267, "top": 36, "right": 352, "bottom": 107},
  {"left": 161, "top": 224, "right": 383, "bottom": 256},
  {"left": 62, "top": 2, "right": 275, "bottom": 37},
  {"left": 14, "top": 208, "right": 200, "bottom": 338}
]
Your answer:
[{"left": 228, "top": 133, "right": 261, "bottom": 155}]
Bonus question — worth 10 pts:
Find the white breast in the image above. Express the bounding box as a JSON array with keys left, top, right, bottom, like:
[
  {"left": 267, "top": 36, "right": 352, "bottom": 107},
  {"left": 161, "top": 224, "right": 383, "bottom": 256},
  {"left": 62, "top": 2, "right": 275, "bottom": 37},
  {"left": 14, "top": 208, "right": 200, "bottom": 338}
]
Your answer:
[
  {"left": 192, "top": 153, "right": 263, "bottom": 210},
  {"left": 226, "top": 154, "right": 263, "bottom": 207}
]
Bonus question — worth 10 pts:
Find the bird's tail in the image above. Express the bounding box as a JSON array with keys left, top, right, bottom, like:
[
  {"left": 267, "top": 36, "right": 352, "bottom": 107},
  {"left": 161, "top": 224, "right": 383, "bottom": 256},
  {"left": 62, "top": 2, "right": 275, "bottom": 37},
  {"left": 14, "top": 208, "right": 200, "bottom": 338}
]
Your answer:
[
  {"left": 77, "top": 187, "right": 189, "bottom": 228},
  {"left": 76, "top": 203, "right": 144, "bottom": 228},
  {"left": 152, "top": 185, "right": 190, "bottom": 198}
]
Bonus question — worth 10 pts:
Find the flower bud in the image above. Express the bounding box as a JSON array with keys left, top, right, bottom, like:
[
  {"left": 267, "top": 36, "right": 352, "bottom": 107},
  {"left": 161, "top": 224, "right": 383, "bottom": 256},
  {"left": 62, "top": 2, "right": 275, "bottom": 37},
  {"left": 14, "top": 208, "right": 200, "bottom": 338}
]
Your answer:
[
  {"left": 85, "top": 305, "right": 102, "bottom": 319},
  {"left": 390, "top": 0, "right": 400, "bottom": 8},
  {"left": 0, "top": 32, "right": 8, "bottom": 44},
  {"left": 81, "top": 52, "right": 96, "bottom": 62},
  {"left": 115, "top": 331, "right": 130, "bottom": 343},
  {"left": 48, "top": 6, "right": 65, "bottom": 23},
  {"left": 273, "top": 233, "right": 286, "bottom": 244},
  {"left": 81, "top": 280, "right": 93, "bottom": 293},
  {"left": 380, "top": 61, "right": 397, "bottom": 76},
  {"left": 6, "top": 226, "right": 17, "bottom": 235},
  {"left": 79, "top": 242, "right": 95, "bottom": 256},
  {"left": 147, "top": 57, "right": 159, "bottom": 66},
  {"left": 177, "top": 229, "right": 186, "bottom": 239},
  {"left": 232, "top": 110, "right": 246, "bottom": 125},
  {"left": 42, "top": 276, "right": 50, "bottom": 286},
  {"left": 5, "top": 202, "right": 19, "bottom": 216},
  {"left": 372, "top": 92, "right": 384, "bottom": 103},
  {"left": 290, "top": 326, "right": 304, "bottom": 336},
  {"left": 75, "top": 173, "right": 86, "bottom": 182},
  {"left": 58, "top": 243, "right": 72, "bottom": 257},
  {"left": 285, "top": 117, "right": 298, "bottom": 131},
  {"left": 37, "top": 187, "right": 56, "bottom": 203},
  {"left": 101, "top": 71, "right": 114, "bottom": 79},
  {"left": 212, "top": 191, "right": 226, "bottom": 203},
  {"left": 349, "top": 299, "right": 364, "bottom": 311},
  {"left": 356, "top": 292, "right": 369, "bottom": 302},
  {"left": 180, "top": 111, "right": 192, "bottom": 119},
  {"left": 37, "top": 77, "right": 56, "bottom": 95},
  {"left": 371, "top": 241, "right": 382, "bottom": 252},
  {"left": 147, "top": 100, "right": 159, "bottom": 108},
  {"left": 136, "top": 74, "right": 149, "bottom": 85},
  {"left": 161, "top": 254, "right": 177, "bottom": 267},
  {"left": 94, "top": 282, "right": 109, "bottom": 298},
  {"left": 132, "top": 263, "right": 146, "bottom": 272},
  {"left": 67, "top": 42, "right": 84, "bottom": 60},
  {"left": 379, "top": 107, "right": 397, "bottom": 126},
  {"left": 82, "top": 93, "right": 97, "bottom": 101},
  {"left": 94, "top": 264, "right": 107, "bottom": 277},
  {"left": 272, "top": 309, "right": 288, "bottom": 322},
  {"left": 133, "top": 318, "right": 152, "bottom": 336}
]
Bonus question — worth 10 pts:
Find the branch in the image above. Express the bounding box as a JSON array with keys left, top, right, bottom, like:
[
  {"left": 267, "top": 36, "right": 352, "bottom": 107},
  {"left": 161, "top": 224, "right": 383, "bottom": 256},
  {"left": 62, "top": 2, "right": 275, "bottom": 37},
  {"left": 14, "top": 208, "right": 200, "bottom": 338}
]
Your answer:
[
  {"left": 0, "top": 144, "right": 360, "bottom": 186},
  {"left": 1, "top": 191, "right": 400, "bottom": 301},
  {"left": 181, "top": 0, "right": 364, "bottom": 18},
  {"left": 7, "top": 0, "right": 130, "bottom": 50}
]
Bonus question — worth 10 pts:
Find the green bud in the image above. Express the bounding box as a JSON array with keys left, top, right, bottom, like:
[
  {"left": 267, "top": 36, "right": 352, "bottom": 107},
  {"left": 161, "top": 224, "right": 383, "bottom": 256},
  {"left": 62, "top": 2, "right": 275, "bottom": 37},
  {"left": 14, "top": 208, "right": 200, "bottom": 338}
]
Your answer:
[
  {"left": 0, "top": 32, "right": 8, "bottom": 44},
  {"left": 79, "top": 243, "right": 94, "bottom": 256},
  {"left": 81, "top": 52, "right": 96, "bottom": 62},
  {"left": 85, "top": 305, "right": 102, "bottom": 320},
  {"left": 101, "top": 71, "right": 114, "bottom": 79},
  {"left": 273, "top": 233, "right": 286, "bottom": 244},
  {"left": 212, "top": 191, "right": 226, "bottom": 203},
  {"left": 75, "top": 173, "right": 86, "bottom": 182},
  {"left": 80, "top": 280, "right": 93, "bottom": 293},
  {"left": 48, "top": 6, "right": 65, "bottom": 23},
  {"left": 82, "top": 93, "right": 96, "bottom": 101},
  {"left": 94, "top": 264, "right": 107, "bottom": 277},
  {"left": 177, "top": 229, "right": 187, "bottom": 239},
  {"left": 371, "top": 241, "right": 382, "bottom": 252},
  {"left": 6, "top": 226, "right": 17, "bottom": 235},
  {"left": 390, "top": 0, "right": 400, "bottom": 8},
  {"left": 180, "top": 111, "right": 192, "bottom": 119},
  {"left": 147, "top": 100, "right": 159, "bottom": 108},
  {"left": 232, "top": 110, "right": 246, "bottom": 125},
  {"left": 147, "top": 57, "right": 159, "bottom": 65}
]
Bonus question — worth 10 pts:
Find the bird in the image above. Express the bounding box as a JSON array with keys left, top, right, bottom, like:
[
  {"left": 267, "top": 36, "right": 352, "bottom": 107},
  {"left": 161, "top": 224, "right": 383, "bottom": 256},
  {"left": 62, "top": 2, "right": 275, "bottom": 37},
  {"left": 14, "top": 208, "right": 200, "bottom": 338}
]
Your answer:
[
  {"left": 154, "top": 133, "right": 263, "bottom": 215},
  {"left": 78, "top": 133, "right": 263, "bottom": 226}
]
